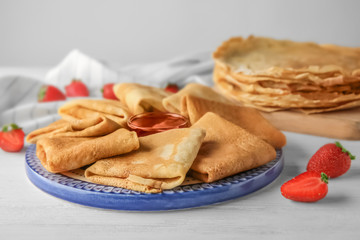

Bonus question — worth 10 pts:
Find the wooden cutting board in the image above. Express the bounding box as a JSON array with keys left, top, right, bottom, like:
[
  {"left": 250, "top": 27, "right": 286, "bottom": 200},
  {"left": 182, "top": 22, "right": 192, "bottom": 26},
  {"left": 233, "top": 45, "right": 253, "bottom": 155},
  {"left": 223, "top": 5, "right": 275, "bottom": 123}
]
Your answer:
[{"left": 260, "top": 107, "right": 360, "bottom": 140}]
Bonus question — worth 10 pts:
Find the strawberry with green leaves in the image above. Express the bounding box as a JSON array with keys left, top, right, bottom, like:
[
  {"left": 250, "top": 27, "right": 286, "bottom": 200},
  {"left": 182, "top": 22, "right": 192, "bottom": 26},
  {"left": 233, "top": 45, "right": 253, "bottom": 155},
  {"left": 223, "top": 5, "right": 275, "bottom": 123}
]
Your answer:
[
  {"left": 0, "top": 123, "right": 25, "bottom": 152},
  {"left": 65, "top": 79, "right": 89, "bottom": 97},
  {"left": 307, "top": 141, "right": 355, "bottom": 178},
  {"left": 102, "top": 83, "right": 117, "bottom": 100},
  {"left": 38, "top": 85, "right": 66, "bottom": 102},
  {"left": 281, "top": 171, "right": 329, "bottom": 202}
]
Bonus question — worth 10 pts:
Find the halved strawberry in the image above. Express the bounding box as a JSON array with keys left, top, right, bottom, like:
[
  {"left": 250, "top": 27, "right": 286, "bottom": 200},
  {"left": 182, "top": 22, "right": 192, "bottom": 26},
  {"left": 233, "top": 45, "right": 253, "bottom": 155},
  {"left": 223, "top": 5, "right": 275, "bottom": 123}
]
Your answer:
[
  {"left": 38, "top": 85, "right": 66, "bottom": 102},
  {"left": 281, "top": 171, "right": 328, "bottom": 202},
  {"left": 102, "top": 83, "right": 117, "bottom": 100},
  {"left": 0, "top": 123, "right": 25, "bottom": 152},
  {"left": 307, "top": 142, "right": 355, "bottom": 178},
  {"left": 165, "top": 83, "right": 179, "bottom": 93},
  {"left": 65, "top": 79, "right": 89, "bottom": 97}
]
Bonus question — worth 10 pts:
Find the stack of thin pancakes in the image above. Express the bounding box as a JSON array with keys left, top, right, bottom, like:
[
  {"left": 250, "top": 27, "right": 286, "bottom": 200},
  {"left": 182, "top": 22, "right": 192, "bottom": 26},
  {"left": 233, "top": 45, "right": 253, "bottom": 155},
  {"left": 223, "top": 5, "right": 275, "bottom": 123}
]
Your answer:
[
  {"left": 213, "top": 36, "right": 360, "bottom": 114},
  {"left": 27, "top": 83, "right": 286, "bottom": 193}
]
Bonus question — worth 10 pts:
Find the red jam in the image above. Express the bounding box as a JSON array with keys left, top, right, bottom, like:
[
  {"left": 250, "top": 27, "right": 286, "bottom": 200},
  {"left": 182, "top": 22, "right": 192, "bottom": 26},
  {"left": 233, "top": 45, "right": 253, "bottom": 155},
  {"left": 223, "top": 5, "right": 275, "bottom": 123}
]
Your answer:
[{"left": 127, "top": 112, "right": 189, "bottom": 137}]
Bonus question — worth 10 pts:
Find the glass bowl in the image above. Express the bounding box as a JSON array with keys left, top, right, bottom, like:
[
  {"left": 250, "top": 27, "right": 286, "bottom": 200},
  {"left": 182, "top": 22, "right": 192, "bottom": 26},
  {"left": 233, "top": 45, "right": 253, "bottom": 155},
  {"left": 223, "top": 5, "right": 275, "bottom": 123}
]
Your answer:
[{"left": 127, "top": 112, "right": 189, "bottom": 137}]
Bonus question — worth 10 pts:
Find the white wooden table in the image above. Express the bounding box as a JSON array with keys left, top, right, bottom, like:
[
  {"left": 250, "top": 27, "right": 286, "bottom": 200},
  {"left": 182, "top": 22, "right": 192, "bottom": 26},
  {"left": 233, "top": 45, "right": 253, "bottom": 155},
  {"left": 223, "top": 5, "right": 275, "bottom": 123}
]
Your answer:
[
  {"left": 1, "top": 132, "right": 359, "bottom": 240},
  {"left": 1, "top": 68, "right": 360, "bottom": 239}
]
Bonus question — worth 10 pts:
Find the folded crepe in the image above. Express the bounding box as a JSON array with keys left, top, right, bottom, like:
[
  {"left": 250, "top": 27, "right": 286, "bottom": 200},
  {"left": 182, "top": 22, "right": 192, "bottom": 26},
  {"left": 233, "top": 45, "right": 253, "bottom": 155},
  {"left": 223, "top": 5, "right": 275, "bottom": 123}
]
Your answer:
[
  {"left": 58, "top": 99, "right": 131, "bottom": 128},
  {"left": 26, "top": 120, "right": 71, "bottom": 144},
  {"left": 26, "top": 116, "right": 120, "bottom": 144},
  {"left": 189, "top": 112, "right": 276, "bottom": 183},
  {"left": 85, "top": 128, "right": 206, "bottom": 193},
  {"left": 113, "top": 83, "right": 171, "bottom": 115},
  {"left": 181, "top": 95, "right": 286, "bottom": 149},
  {"left": 36, "top": 128, "right": 139, "bottom": 173},
  {"left": 162, "top": 83, "right": 233, "bottom": 114}
]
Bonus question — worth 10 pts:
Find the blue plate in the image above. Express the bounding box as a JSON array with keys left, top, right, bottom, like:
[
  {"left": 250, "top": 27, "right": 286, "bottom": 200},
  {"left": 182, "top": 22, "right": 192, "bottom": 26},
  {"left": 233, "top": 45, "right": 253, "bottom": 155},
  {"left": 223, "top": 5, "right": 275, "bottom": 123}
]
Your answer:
[{"left": 25, "top": 144, "right": 284, "bottom": 211}]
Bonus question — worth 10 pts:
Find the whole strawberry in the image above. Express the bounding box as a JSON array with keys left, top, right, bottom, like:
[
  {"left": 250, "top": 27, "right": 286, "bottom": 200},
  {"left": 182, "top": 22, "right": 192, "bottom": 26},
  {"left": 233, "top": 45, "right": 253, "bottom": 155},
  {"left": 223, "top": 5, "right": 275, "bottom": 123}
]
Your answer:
[
  {"left": 102, "top": 83, "right": 117, "bottom": 100},
  {"left": 65, "top": 79, "right": 89, "bottom": 97},
  {"left": 165, "top": 83, "right": 179, "bottom": 93},
  {"left": 281, "top": 171, "right": 328, "bottom": 202},
  {"left": 38, "top": 85, "right": 66, "bottom": 102},
  {"left": 307, "top": 142, "right": 355, "bottom": 178},
  {"left": 0, "top": 123, "right": 25, "bottom": 152}
]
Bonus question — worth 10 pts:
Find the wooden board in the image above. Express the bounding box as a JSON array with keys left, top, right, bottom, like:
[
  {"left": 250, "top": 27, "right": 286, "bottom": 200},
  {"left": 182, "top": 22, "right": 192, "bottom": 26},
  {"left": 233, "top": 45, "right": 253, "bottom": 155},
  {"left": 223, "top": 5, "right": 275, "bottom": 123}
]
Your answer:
[{"left": 260, "top": 107, "right": 360, "bottom": 140}]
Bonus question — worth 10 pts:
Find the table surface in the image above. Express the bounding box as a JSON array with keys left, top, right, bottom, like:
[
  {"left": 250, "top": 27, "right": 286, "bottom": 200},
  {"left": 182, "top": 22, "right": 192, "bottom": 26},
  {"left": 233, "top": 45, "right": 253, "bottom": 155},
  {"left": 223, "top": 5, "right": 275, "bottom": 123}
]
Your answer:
[
  {"left": 1, "top": 68, "right": 360, "bottom": 240},
  {"left": 1, "top": 132, "right": 359, "bottom": 240}
]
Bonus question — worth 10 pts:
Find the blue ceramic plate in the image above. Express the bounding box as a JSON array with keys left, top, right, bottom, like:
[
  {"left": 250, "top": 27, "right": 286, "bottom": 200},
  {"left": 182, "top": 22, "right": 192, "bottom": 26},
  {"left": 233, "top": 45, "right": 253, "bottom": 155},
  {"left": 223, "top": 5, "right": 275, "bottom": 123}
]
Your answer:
[{"left": 25, "top": 144, "right": 284, "bottom": 211}]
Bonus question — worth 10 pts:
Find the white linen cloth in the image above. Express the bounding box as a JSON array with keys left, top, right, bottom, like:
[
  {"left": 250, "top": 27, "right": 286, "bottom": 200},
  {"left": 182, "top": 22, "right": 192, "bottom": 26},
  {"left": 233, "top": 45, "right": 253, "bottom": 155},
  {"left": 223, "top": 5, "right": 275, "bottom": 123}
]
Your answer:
[{"left": 0, "top": 50, "right": 214, "bottom": 135}]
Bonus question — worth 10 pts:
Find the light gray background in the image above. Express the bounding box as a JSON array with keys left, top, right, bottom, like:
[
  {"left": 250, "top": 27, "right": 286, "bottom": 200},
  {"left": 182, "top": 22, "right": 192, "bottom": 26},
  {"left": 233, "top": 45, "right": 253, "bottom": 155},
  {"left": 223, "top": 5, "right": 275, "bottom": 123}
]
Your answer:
[
  {"left": 1, "top": 1, "right": 360, "bottom": 239},
  {"left": 1, "top": 0, "right": 360, "bottom": 67}
]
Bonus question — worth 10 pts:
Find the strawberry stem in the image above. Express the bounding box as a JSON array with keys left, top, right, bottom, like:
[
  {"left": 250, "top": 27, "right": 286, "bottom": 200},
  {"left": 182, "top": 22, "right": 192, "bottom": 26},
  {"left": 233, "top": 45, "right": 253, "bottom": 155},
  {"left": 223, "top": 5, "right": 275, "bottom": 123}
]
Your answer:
[
  {"left": 1, "top": 123, "right": 21, "bottom": 132},
  {"left": 38, "top": 85, "right": 47, "bottom": 101},
  {"left": 321, "top": 172, "right": 328, "bottom": 184},
  {"left": 2, "top": 125, "right": 8, "bottom": 132},
  {"left": 10, "top": 123, "right": 20, "bottom": 130},
  {"left": 335, "top": 141, "right": 355, "bottom": 160}
]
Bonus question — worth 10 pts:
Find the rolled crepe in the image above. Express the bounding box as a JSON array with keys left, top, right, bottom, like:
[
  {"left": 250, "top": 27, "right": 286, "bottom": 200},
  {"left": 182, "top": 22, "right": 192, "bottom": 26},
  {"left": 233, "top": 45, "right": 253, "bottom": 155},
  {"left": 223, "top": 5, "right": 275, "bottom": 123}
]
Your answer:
[
  {"left": 36, "top": 128, "right": 139, "bottom": 173},
  {"left": 113, "top": 83, "right": 171, "bottom": 115},
  {"left": 190, "top": 112, "right": 276, "bottom": 183},
  {"left": 26, "top": 116, "right": 120, "bottom": 144},
  {"left": 181, "top": 95, "right": 286, "bottom": 148},
  {"left": 58, "top": 99, "right": 131, "bottom": 128},
  {"left": 162, "top": 83, "right": 233, "bottom": 114},
  {"left": 85, "top": 128, "right": 206, "bottom": 193}
]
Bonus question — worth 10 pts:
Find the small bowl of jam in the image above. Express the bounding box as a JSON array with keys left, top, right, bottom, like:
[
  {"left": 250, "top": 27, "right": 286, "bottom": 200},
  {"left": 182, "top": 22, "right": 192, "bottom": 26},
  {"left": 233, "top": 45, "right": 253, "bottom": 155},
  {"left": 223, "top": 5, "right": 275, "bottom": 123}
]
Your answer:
[{"left": 127, "top": 112, "right": 189, "bottom": 137}]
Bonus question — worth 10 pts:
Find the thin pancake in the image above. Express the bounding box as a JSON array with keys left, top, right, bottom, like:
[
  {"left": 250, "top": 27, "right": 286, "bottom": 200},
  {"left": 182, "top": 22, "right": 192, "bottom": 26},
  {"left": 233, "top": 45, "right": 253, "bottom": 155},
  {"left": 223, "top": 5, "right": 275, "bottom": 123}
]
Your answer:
[
  {"left": 213, "top": 36, "right": 360, "bottom": 77},
  {"left": 113, "top": 83, "right": 171, "bottom": 115},
  {"left": 162, "top": 83, "right": 233, "bottom": 114},
  {"left": 212, "top": 36, "right": 360, "bottom": 113},
  {"left": 36, "top": 128, "right": 139, "bottom": 173},
  {"left": 26, "top": 116, "right": 120, "bottom": 144},
  {"left": 189, "top": 112, "right": 276, "bottom": 183},
  {"left": 58, "top": 99, "right": 131, "bottom": 128},
  {"left": 181, "top": 95, "right": 286, "bottom": 148},
  {"left": 85, "top": 128, "right": 206, "bottom": 193},
  {"left": 215, "top": 77, "right": 360, "bottom": 111},
  {"left": 215, "top": 64, "right": 360, "bottom": 94}
]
